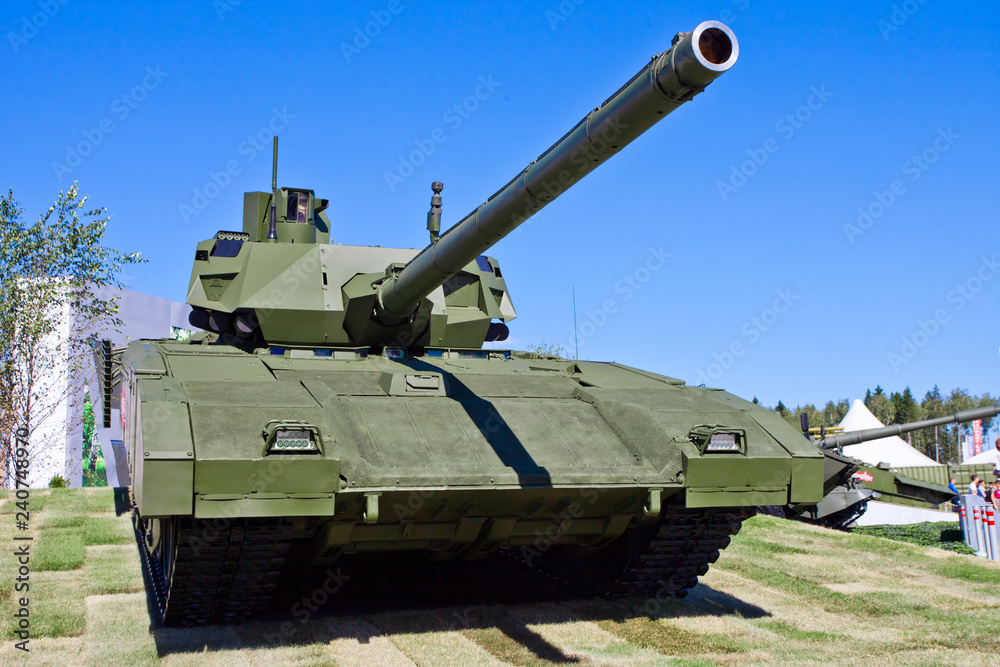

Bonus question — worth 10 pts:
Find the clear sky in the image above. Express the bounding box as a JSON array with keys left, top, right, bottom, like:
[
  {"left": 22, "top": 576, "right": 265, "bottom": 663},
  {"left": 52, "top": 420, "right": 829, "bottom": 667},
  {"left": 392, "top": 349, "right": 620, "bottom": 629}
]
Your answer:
[{"left": 2, "top": 0, "right": 997, "bottom": 415}]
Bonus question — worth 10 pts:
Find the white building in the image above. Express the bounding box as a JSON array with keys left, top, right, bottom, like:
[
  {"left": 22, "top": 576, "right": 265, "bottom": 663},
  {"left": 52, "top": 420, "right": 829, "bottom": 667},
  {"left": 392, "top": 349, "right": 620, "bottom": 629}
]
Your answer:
[{"left": 27, "top": 286, "right": 190, "bottom": 487}]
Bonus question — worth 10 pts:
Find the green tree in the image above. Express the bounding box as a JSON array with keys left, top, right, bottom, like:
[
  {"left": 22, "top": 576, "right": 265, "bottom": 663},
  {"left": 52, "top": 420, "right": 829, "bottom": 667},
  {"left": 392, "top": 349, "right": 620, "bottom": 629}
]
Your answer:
[
  {"left": 525, "top": 339, "right": 566, "bottom": 358},
  {"left": 820, "top": 399, "right": 850, "bottom": 427},
  {"left": 80, "top": 392, "right": 107, "bottom": 487},
  {"left": 0, "top": 185, "right": 143, "bottom": 487},
  {"left": 864, "top": 385, "right": 893, "bottom": 425}
]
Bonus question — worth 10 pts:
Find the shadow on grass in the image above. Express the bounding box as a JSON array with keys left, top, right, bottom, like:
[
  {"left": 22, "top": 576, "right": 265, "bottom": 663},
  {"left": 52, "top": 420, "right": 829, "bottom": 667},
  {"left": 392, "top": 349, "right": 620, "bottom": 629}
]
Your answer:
[
  {"left": 113, "top": 487, "right": 131, "bottom": 516},
  {"left": 144, "top": 551, "right": 769, "bottom": 661}
]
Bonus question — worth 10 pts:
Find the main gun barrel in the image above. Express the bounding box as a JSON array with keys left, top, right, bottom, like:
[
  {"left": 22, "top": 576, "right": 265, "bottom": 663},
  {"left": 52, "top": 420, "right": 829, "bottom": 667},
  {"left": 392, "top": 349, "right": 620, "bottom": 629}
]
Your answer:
[
  {"left": 375, "top": 21, "right": 739, "bottom": 323},
  {"left": 819, "top": 405, "right": 1000, "bottom": 450}
]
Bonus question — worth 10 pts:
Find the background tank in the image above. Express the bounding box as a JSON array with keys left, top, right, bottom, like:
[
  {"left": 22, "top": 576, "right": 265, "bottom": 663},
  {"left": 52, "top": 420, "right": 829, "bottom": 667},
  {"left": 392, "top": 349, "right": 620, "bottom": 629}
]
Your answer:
[
  {"left": 110, "top": 21, "right": 837, "bottom": 627},
  {"left": 766, "top": 407, "right": 1000, "bottom": 529}
]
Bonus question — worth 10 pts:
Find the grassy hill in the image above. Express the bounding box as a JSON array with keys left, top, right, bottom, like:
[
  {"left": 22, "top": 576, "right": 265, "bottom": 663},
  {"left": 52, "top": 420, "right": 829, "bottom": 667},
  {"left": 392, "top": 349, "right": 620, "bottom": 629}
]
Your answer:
[{"left": 1, "top": 488, "right": 999, "bottom": 666}]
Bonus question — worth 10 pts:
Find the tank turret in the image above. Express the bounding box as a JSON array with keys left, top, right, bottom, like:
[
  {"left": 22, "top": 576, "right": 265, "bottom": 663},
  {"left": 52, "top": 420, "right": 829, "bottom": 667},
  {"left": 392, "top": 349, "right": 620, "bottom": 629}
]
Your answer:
[{"left": 186, "top": 21, "right": 739, "bottom": 351}]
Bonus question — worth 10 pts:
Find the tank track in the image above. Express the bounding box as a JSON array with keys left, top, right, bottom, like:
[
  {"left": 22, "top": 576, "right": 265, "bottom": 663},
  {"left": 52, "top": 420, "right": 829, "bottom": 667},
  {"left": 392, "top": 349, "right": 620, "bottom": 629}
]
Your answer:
[
  {"left": 493, "top": 506, "right": 752, "bottom": 601},
  {"left": 133, "top": 511, "right": 291, "bottom": 626},
  {"left": 816, "top": 499, "right": 870, "bottom": 531},
  {"left": 608, "top": 507, "right": 753, "bottom": 599}
]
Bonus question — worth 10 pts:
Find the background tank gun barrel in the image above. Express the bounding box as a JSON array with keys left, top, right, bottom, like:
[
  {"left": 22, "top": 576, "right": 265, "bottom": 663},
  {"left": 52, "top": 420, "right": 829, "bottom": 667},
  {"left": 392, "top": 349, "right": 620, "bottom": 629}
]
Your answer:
[
  {"left": 375, "top": 20, "right": 739, "bottom": 324},
  {"left": 819, "top": 405, "right": 1000, "bottom": 450}
]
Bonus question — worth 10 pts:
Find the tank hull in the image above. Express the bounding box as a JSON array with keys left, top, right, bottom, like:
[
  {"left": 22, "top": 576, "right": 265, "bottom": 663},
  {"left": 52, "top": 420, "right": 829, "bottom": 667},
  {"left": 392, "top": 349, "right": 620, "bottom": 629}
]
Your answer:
[{"left": 121, "top": 337, "right": 824, "bottom": 624}]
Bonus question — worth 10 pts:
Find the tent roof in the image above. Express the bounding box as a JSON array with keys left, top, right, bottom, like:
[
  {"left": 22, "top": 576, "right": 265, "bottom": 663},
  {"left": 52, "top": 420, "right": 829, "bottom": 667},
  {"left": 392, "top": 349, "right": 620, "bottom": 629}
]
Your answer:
[
  {"left": 963, "top": 448, "right": 1000, "bottom": 466},
  {"left": 837, "top": 399, "right": 939, "bottom": 468}
]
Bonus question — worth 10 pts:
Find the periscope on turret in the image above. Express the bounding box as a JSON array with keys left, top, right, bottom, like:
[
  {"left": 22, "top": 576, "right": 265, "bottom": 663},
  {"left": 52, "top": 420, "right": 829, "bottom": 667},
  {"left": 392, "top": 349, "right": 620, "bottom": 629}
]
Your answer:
[{"left": 105, "top": 21, "right": 842, "bottom": 627}]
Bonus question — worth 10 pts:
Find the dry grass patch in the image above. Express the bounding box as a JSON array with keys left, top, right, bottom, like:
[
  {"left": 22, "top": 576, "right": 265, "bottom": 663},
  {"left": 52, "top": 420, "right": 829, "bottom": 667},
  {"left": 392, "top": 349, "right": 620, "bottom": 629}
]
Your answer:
[
  {"left": 86, "top": 592, "right": 159, "bottom": 666},
  {"left": 0, "top": 636, "right": 83, "bottom": 666},
  {"left": 86, "top": 544, "right": 145, "bottom": 595},
  {"left": 388, "top": 629, "right": 506, "bottom": 667},
  {"left": 597, "top": 615, "right": 745, "bottom": 657},
  {"left": 30, "top": 570, "right": 87, "bottom": 638}
]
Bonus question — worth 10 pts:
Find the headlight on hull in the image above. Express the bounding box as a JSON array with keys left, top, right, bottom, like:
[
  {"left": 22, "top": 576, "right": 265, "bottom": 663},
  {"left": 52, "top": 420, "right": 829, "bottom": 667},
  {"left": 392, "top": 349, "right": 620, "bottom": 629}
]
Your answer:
[
  {"left": 689, "top": 425, "right": 746, "bottom": 455},
  {"left": 263, "top": 420, "right": 323, "bottom": 454}
]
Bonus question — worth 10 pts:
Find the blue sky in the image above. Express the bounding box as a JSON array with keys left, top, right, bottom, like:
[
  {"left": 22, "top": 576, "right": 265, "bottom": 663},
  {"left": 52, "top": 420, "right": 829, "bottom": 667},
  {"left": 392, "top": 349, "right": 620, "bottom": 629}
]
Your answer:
[{"left": 2, "top": 0, "right": 998, "bottom": 416}]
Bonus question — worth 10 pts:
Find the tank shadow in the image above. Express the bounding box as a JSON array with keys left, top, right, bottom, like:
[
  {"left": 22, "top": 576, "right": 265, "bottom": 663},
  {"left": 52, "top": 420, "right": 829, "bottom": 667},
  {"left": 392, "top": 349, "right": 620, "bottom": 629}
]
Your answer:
[
  {"left": 113, "top": 487, "right": 131, "bottom": 516},
  {"left": 148, "top": 554, "right": 769, "bottom": 659},
  {"left": 395, "top": 357, "right": 553, "bottom": 487}
]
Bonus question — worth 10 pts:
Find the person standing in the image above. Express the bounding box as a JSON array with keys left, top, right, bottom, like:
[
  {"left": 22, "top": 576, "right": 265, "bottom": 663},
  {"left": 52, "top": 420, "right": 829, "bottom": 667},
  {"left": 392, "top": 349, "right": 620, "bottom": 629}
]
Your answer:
[{"left": 969, "top": 475, "right": 981, "bottom": 495}]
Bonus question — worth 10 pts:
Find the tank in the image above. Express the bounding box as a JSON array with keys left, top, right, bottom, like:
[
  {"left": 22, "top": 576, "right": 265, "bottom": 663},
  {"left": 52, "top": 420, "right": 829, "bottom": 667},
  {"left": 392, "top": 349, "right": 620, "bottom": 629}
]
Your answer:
[
  {"left": 109, "top": 20, "right": 839, "bottom": 627},
  {"left": 771, "top": 407, "right": 1000, "bottom": 529}
]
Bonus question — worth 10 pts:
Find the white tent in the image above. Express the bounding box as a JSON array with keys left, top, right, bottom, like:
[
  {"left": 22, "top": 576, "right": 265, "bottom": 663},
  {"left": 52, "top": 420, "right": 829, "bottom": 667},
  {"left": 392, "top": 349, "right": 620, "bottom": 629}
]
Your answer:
[
  {"left": 963, "top": 448, "right": 1000, "bottom": 466},
  {"left": 837, "top": 399, "right": 939, "bottom": 468}
]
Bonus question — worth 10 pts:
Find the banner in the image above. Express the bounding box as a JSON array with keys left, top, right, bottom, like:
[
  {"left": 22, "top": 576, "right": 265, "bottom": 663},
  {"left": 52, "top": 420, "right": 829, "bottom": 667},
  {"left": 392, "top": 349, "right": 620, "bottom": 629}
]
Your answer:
[
  {"left": 973, "top": 419, "right": 983, "bottom": 456},
  {"left": 964, "top": 435, "right": 974, "bottom": 462}
]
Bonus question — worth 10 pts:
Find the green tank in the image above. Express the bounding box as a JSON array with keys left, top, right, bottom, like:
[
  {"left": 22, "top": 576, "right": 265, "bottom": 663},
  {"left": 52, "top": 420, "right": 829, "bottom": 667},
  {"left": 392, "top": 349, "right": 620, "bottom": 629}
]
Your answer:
[
  {"left": 770, "top": 407, "right": 999, "bottom": 529},
  {"left": 111, "top": 20, "right": 834, "bottom": 626}
]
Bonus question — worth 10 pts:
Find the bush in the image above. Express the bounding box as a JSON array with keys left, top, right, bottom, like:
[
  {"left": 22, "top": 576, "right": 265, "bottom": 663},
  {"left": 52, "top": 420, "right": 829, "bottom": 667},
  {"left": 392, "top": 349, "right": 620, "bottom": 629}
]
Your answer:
[
  {"left": 48, "top": 475, "right": 68, "bottom": 488},
  {"left": 850, "top": 522, "right": 974, "bottom": 555}
]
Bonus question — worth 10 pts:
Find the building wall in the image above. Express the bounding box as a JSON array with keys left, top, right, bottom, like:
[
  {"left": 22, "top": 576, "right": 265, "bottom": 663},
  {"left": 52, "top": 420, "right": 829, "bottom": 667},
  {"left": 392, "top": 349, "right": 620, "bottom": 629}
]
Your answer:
[
  {"left": 27, "top": 299, "right": 73, "bottom": 488},
  {"left": 35, "top": 286, "right": 191, "bottom": 488}
]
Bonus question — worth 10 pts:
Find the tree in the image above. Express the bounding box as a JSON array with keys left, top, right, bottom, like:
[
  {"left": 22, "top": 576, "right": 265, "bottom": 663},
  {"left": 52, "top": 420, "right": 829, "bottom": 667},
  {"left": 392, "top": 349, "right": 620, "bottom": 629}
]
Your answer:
[
  {"left": 864, "top": 385, "right": 893, "bottom": 425},
  {"left": 525, "top": 339, "right": 566, "bottom": 358},
  {"left": 820, "top": 399, "right": 850, "bottom": 427},
  {"left": 0, "top": 185, "right": 143, "bottom": 487},
  {"left": 81, "top": 391, "right": 107, "bottom": 487}
]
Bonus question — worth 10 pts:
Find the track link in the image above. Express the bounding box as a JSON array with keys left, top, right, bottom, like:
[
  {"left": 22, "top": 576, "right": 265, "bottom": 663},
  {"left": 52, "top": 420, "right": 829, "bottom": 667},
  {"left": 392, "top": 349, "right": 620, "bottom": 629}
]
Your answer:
[
  {"left": 608, "top": 506, "right": 753, "bottom": 599},
  {"left": 134, "top": 512, "right": 291, "bottom": 626},
  {"left": 816, "top": 499, "right": 870, "bottom": 531},
  {"left": 492, "top": 506, "right": 753, "bottom": 601}
]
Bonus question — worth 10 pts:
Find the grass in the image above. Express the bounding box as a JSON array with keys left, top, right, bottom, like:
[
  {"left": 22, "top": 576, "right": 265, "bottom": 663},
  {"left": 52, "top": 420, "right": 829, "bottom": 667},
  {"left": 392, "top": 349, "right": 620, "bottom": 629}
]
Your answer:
[
  {"left": 30, "top": 572, "right": 86, "bottom": 638},
  {"left": 0, "top": 487, "right": 128, "bottom": 647},
  {"left": 82, "top": 516, "right": 134, "bottom": 546},
  {"left": 2, "top": 492, "right": 1000, "bottom": 665},
  {"left": 757, "top": 619, "right": 838, "bottom": 641},
  {"left": 852, "top": 521, "right": 976, "bottom": 555},
  {"left": 932, "top": 558, "right": 1000, "bottom": 585},
  {"left": 34, "top": 530, "right": 86, "bottom": 571},
  {"left": 86, "top": 545, "right": 145, "bottom": 596}
]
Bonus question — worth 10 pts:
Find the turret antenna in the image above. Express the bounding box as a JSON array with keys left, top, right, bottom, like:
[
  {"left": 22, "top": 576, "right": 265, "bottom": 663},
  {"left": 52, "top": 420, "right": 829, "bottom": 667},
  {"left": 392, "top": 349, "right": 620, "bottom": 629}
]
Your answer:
[{"left": 271, "top": 137, "right": 278, "bottom": 191}]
